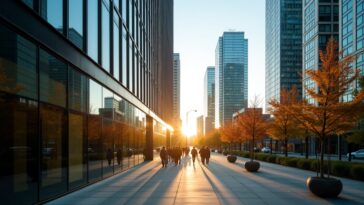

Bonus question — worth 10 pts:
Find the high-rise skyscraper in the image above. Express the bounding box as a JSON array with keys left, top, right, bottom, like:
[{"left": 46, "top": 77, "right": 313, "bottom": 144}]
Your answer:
[
  {"left": 173, "top": 53, "right": 181, "bottom": 128},
  {"left": 340, "top": 0, "right": 364, "bottom": 102},
  {"left": 0, "top": 0, "right": 173, "bottom": 204},
  {"left": 215, "top": 32, "right": 248, "bottom": 127},
  {"left": 203, "top": 66, "right": 215, "bottom": 134},
  {"left": 196, "top": 115, "right": 204, "bottom": 137},
  {"left": 265, "top": 0, "right": 302, "bottom": 109},
  {"left": 303, "top": 0, "right": 339, "bottom": 103}
]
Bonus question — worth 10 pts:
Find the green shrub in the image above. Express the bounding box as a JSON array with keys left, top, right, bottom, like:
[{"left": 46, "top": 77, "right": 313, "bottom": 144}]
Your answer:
[
  {"left": 275, "top": 156, "right": 284, "bottom": 164},
  {"left": 255, "top": 153, "right": 266, "bottom": 161},
  {"left": 297, "top": 159, "right": 312, "bottom": 170},
  {"left": 351, "top": 165, "right": 364, "bottom": 180},
  {"left": 266, "top": 155, "right": 277, "bottom": 163},
  {"left": 331, "top": 162, "right": 351, "bottom": 177},
  {"left": 285, "top": 158, "right": 298, "bottom": 167}
]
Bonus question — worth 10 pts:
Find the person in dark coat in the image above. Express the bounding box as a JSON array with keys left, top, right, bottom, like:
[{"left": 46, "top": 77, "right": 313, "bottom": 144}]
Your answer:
[
  {"left": 117, "top": 148, "right": 122, "bottom": 165},
  {"left": 191, "top": 147, "right": 198, "bottom": 164},
  {"left": 160, "top": 147, "right": 168, "bottom": 168},
  {"left": 106, "top": 148, "right": 113, "bottom": 166},
  {"left": 205, "top": 146, "right": 211, "bottom": 164},
  {"left": 199, "top": 146, "right": 206, "bottom": 165}
]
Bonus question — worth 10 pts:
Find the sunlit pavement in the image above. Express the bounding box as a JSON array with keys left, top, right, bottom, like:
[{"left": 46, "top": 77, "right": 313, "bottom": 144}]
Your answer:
[{"left": 47, "top": 153, "right": 364, "bottom": 205}]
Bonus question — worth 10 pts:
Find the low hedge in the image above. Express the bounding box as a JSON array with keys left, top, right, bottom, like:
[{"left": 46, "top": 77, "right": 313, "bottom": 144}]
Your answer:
[{"left": 220, "top": 150, "right": 364, "bottom": 181}]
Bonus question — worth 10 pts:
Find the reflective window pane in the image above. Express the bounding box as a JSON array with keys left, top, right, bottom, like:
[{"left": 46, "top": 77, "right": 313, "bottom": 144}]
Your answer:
[
  {"left": 122, "top": 26, "right": 127, "bottom": 86},
  {"left": 88, "top": 115, "right": 102, "bottom": 181},
  {"left": 89, "top": 79, "right": 102, "bottom": 114},
  {"left": 102, "top": 3, "right": 110, "bottom": 72},
  {"left": 69, "top": 0, "right": 84, "bottom": 49},
  {"left": 128, "top": 38, "right": 133, "bottom": 91},
  {"left": 114, "top": 0, "right": 119, "bottom": 10},
  {"left": 114, "top": 11, "right": 120, "bottom": 81},
  {"left": 122, "top": 0, "right": 127, "bottom": 22},
  {"left": 0, "top": 95, "right": 38, "bottom": 204},
  {"left": 102, "top": 119, "right": 114, "bottom": 177},
  {"left": 40, "top": 0, "right": 63, "bottom": 32},
  {"left": 40, "top": 104, "right": 67, "bottom": 200},
  {"left": 0, "top": 25, "right": 37, "bottom": 99},
  {"left": 69, "top": 68, "right": 88, "bottom": 112},
  {"left": 39, "top": 49, "right": 67, "bottom": 107},
  {"left": 69, "top": 113, "right": 87, "bottom": 189},
  {"left": 87, "top": 0, "right": 99, "bottom": 62}
]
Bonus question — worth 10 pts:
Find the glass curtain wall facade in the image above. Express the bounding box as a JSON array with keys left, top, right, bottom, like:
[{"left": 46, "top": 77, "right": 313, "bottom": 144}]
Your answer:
[
  {"left": 203, "top": 66, "right": 215, "bottom": 134},
  {"left": 265, "top": 0, "right": 302, "bottom": 110},
  {"left": 172, "top": 53, "right": 180, "bottom": 128},
  {"left": 215, "top": 32, "right": 248, "bottom": 127},
  {"left": 0, "top": 0, "right": 173, "bottom": 204},
  {"left": 303, "top": 0, "right": 339, "bottom": 103},
  {"left": 340, "top": 0, "right": 364, "bottom": 102}
]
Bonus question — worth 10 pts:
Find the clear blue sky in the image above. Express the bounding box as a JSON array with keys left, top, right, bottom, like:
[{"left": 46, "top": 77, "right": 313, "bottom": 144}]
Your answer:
[{"left": 175, "top": 0, "right": 266, "bottom": 134}]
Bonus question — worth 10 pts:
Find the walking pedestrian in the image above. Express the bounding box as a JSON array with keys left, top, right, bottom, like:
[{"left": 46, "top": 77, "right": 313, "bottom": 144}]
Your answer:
[
  {"left": 160, "top": 147, "right": 168, "bottom": 168},
  {"left": 199, "top": 146, "right": 206, "bottom": 164},
  {"left": 191, "top": 147, "right": 197, "bottom": 164},
  {"left": 205, "top": 146, "right": 211, "bottom": 164}
]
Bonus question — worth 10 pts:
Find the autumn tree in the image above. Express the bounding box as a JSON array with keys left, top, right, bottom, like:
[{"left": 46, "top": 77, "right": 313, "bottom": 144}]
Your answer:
[
  {"left": 220, "top": 122, "right": 240, "bottom": 151},
  {"left": 269, "top": 86, "right": 304, "bottom": 157},
  {"left": 205, "top": 129, "right": 222, "bottom": 148},
  {"left": 236, "top": 97, "right": 268, "bottom": 161},
  {"left": 281, "top": 38, "right": 364, "bottom": 178}
]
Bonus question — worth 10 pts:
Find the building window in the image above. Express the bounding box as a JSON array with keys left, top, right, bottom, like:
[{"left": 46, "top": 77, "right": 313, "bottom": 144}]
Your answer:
[
  {"left": 122, "top": 0, "right": 127, "bottom": 22},
  {"left": 102, "top": 2, "right": 110, "bottom": 72},
  {"left": 0, "top": 25, "right": 37, "bottom": 99},
  {"left": 39, "top": 49, "right": 67, "bottom": 108},
  {"left": 113, "top": 9, "right": 120, "bottom": 81},
  {"left": 40, "top": 103, "right": 67, "bottom": 200},
  {"left": 87, "top": 0, "right": 98, "bottom": 62},
  {"left": 68, "top": 68, "right": 88, "bottom": 112},
  {"left": 40, "top": 0, "right": 63, "bottom": 33},
  {"left": 68, "top": 0, "right": 84, "bottom": 49},
  {"left": 68, "top": 112, "right": 87, "bottom": 189},
  {"left": 122, "top": 26, "right": 127, "bottom": 86}
]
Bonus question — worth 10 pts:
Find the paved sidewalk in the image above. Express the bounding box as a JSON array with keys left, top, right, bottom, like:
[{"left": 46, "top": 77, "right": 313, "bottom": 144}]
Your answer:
[{"left": 47, "top": 153, "right": 364, "bottom": 205}]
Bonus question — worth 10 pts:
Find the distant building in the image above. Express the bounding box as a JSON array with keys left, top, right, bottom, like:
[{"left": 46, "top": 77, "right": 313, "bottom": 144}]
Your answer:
[
  {"left": 196, "top": 115, "right": 204, "bottom": 137},
  {"left": 173, "top": 53, "right": 181, "bottom": 129},
  {"left": 215, "top": 32, "right": 248, "bottom": 127},
  {"left": 265, "top": 0, "right": 303, "bottom": 110},
  {"left": 203, "top": 66, "right": 215, "bottom": 135}
]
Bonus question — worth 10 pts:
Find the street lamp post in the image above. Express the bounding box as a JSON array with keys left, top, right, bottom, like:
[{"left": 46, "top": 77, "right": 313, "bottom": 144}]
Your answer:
[{"left": 186, "top": 109, "right": 197, "bottom": 147}]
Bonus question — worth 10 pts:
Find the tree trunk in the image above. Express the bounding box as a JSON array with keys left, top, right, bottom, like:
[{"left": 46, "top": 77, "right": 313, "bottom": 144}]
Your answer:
[
  {"left": 338, "top": 135, "right": 342, "bottom": 161},
  {"left": 305, "top": 136, "right": 309, "bottom": 159},
  {"left": 251, "top": 137, "right": 254, "bottom": 161},
  {"left": 320, "top": 138, "right": 325, "bottom": 178},
  {"left": 284, "top": 138, "right": 288, "bottom": 157},
  {"left": 270, "top": 138, "right": 273, "bottom": 154}
]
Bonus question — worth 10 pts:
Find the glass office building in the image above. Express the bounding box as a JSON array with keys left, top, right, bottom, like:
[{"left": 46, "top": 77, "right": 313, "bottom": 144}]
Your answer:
[
  {"left": 0, "top": 0, "right": 173, "bottom": 204},
  {"left": 215, "top": 32, "right": 248, "bottom": 127},
  {"left": 203, "top": 66, "right": 215, "bottom": 134},
  {"left": 172, "top": 53, "right": 181, "bottom": 128},
  {"left": 265, "top": 0, "right": 302, "bottom": 110},
  {"left": 340, "top": 0, "right": 364, "bottom": 102},
  {"left": 303, "top": 0, "right": 339, "bottom": 103}
]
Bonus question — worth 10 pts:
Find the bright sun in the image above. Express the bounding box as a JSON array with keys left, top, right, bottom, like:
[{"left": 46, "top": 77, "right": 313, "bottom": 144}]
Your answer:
[{"left": 182, "top": 122, "right": 196, "bottom": 137}]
